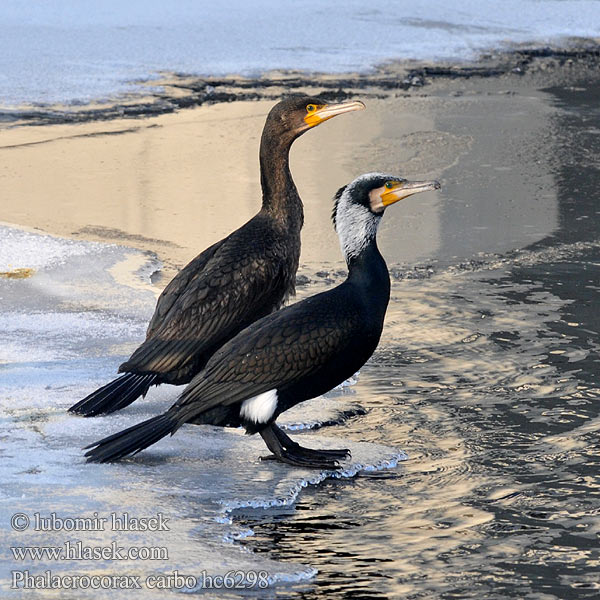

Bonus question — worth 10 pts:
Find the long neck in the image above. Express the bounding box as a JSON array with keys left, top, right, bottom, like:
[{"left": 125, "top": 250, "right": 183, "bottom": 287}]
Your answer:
[
  {"left": 346, "top": 239, "right": 391, "bottom": 323},
  {"left": 259, "top": 129, "right": 303, "bottom": 229}
]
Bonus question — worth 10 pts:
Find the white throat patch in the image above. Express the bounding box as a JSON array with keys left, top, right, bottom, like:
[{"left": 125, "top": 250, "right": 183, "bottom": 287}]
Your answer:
[
  {"left": 240, "top": 389, "right": 279, "bottom": 424},
  {"left": 335, "top": 180, "right": 381, "bottom": 261}
]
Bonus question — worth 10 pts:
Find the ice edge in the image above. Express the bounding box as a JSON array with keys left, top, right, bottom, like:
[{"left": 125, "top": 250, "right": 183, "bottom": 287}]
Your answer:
[{"left": 219, "top": 450, "right": 408, "bottom": 514}]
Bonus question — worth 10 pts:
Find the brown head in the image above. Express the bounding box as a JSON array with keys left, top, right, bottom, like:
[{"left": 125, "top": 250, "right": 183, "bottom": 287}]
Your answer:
[
  {"left": 262, "top": 95, "right": 365, "bottom": 147},
  {"left": 259, "top": 96, "right": 365, "bottom": 214}
]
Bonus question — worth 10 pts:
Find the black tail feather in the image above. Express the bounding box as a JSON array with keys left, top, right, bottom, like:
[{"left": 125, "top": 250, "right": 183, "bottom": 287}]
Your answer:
[
  {"left": 69, "top": 373, "right": 158, "bottom": 417},
  {"left": 84, "top": 413, "right": 178, "bottom": 463}
]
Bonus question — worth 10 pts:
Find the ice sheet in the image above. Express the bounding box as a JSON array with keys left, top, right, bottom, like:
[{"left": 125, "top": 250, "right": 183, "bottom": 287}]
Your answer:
[{"left": 0, "top": 224, "right": 405, "bottom": 597}]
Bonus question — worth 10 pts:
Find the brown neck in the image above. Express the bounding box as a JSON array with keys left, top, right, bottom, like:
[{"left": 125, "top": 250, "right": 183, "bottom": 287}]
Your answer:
[{"left": 259, "top": 127, "right": 304, "bottom": 229}]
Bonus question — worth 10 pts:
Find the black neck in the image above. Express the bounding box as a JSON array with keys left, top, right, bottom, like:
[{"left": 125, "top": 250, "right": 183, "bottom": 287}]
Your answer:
[
  {"left": 346, "top": 239, "right": 391, "bottom": 321},
  {"left": 259, "top": 130, "right": 303, "bottom": 229}
]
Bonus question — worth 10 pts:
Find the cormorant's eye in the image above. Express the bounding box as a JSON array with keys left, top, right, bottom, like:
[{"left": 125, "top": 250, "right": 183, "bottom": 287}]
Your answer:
[
  {"left": 385, "top": 182, "right": 394, "bottom": 190},
  {"left": 306, "top": 104, "right": 317, "bottom": 113}
]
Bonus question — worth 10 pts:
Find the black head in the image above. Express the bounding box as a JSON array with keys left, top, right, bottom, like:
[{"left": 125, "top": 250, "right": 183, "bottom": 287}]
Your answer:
[
  {"left": 264, "top": 95, "right": 365, "bottom": 143},
  {"left": 332, "top": 172, "right": 440, "bottom": 262}
]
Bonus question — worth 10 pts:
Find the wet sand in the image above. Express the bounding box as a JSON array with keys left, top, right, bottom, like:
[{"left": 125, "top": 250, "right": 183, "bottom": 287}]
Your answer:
[{"left": 1, "top": 49, "right": 598, "bottom": 283}]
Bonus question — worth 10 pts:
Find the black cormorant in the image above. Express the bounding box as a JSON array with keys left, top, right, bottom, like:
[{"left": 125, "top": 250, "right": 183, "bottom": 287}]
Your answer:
[
  {"left": 84, "top": 172, "right": 440, "bottom": 468},
  {"left": 69, "top": 96, "right": 365, "bottom": 417}
]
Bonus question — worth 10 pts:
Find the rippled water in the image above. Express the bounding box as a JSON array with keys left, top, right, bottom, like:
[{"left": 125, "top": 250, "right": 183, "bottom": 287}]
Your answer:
[{"left": 234, "top": 83, "right": 600, "bottom": 598}]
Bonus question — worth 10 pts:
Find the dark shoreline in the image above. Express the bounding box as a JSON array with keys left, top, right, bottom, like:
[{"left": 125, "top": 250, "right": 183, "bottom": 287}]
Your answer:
[{"left": 2, "top": 41, "right": 600, "bottom": 128}]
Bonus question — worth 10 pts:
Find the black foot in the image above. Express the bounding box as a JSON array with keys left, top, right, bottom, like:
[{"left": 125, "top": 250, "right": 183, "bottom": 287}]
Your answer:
[
  {"left": 259, "top": 451, "right": 341, "bottom": 469},
  {"left": 273, "top": 423, "right": 350, "bottom": 460},
  {"left": 259, "top": 424, "right": 351, "bottom": 469}
]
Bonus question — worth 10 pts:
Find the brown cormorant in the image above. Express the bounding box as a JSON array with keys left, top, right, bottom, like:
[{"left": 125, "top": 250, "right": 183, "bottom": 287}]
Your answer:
[
  {"left": 69, "top": 96, "right": 365, "bottom": 417},
  {"left": 84, "top": 172, "right": 440, "bottom": 468}
]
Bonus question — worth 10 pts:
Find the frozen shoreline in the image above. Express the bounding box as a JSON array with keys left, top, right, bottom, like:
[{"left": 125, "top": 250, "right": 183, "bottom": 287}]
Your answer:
[{"left": 2, "top": 0, "right": 600, "bottom": 107}]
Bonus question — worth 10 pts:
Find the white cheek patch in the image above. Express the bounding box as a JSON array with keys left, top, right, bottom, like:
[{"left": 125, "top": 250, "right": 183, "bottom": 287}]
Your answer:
[
  {"left": 369, "top": 186, "right": 386, "bottom": 213},
  {"left": 240, "top": 389, "right": 279, "bottom": 424}
]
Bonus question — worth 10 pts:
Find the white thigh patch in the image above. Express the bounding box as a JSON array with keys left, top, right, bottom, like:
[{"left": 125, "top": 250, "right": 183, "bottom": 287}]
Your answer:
[{"left": 239, "top": 389, "right": 278, "bottom": 424}]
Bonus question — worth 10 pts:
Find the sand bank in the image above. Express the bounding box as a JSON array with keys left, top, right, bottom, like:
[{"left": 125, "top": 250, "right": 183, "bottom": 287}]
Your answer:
[{"left": 1, "top": 50, "right": 598, "bottom": 283}]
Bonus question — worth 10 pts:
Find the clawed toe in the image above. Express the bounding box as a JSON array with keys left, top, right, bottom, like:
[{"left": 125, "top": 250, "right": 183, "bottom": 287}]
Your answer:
[
  {"left": 281, "top": 451, "right": 342, "bottom": 469},
  {"left": 301, "top": 447, "right": 350, "bottom": 459},
  {"left": 260, "top": 451, "right": 341, "bottom": 469},
  {"left": 259, "top": 454, "right": 278, "bottom": 461}
]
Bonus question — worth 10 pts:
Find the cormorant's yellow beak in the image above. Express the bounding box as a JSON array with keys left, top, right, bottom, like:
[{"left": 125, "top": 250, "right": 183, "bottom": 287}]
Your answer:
[
  {"left": 304, "top": 100, "right": 365, "bottom": 127},
  {"left": 380, "top": 180, "right": 441, "bottom": 206}
]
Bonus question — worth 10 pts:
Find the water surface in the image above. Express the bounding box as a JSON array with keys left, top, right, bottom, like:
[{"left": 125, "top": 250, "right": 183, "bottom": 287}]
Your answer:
[{"left": 1, "top": 0, "right": 599, "bottom": 106}]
